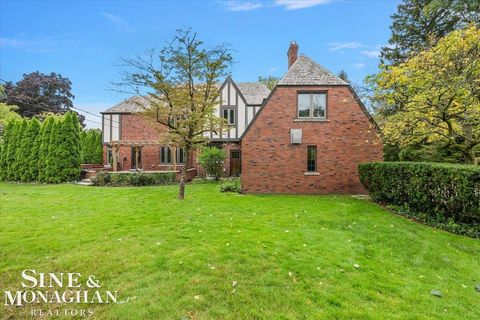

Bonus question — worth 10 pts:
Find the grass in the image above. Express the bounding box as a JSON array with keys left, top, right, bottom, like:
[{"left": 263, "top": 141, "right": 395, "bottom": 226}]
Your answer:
[{"left": 0, "top": 183, "right": 479, "bottom": 319}]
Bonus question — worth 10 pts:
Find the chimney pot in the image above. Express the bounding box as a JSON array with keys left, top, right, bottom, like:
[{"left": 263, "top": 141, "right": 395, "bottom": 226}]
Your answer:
[{"left": 287, "top": 41, "right": 299, "bottom": 69}]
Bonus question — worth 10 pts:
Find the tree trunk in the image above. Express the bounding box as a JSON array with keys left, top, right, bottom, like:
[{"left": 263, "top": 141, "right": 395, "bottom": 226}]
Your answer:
[
  {"left": 465, "top": 149, "right": 478, "bottom": 165},
  {"left": 178, "top": 148, "right": 190, "bottom": 200}
]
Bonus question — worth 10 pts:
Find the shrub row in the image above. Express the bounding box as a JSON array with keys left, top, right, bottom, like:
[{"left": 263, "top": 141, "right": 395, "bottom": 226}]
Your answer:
[
  {"left": 0, "top": 112, "right": 81, "bottom": 183},
  {"left": 92, "top": 171, "right": 176, "bottom": 186},
  {"left": 359, "top": 162, "right": 480, "bottom": 237}
]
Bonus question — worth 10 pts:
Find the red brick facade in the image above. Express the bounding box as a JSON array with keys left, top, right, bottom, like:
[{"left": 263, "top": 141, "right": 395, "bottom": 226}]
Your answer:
[
  {"left": 103, "top": 114, "right": 196, "bottom": 172},
  {"left": 241, "top": 86, "right": 383, "bottom": 194}
]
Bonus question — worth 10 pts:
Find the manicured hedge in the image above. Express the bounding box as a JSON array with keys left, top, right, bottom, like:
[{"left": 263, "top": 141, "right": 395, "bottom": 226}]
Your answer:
[
  {"left": 359, "top": 162, "right": 480, "bottom": 237},
  {"left": 92, "top": 171, "right": 176, "bottom": 186}
]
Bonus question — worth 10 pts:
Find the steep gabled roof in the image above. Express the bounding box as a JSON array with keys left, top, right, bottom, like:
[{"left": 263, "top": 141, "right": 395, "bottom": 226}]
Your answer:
[
  {"left": 235, "top": 82, "right": 270, "bottom": 105},
  {"left": 278, "top": 55, "right": 348, "bottom": 86},
  {"left": 102, "top": 96, "right": 150, "bottom": 113}
]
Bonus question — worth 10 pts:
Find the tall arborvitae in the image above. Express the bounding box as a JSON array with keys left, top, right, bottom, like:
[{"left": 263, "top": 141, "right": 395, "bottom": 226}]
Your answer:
[
  {"left": 10, "top": 120, "right": 27, "bottom": 181},
  {"left": 93, "top": 130, "right": 103, "bottom": 164},
  {"left": 37, "top": 117, "right": 55, "bottom": 182},
  {"left": 29, "top": 120, "right": 45, "bottom": 181},
  {"left": 68, "top": 112, "right": 82, "bottom": 180},
  {"left": 17, "top": 118, "right": 41, "bottom": 182},
  {"left": 45, "top": 112, "right": 81, "bottom": 183},
  {"left": 5, "top": 121, "right": 19, "bottom": 180},
  {"left": 44, "top": 118, "right": 61, "bottom": 183},
  {"left": 0, "top": 120, "right": 15, "bottom": 180},
  {"left": 80, "top": 130, "right": 87, "bottom": 163}
]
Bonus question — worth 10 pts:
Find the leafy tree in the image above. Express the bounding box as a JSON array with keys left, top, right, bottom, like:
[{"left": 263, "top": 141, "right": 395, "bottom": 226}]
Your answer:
[
  {"left": 373, "top": 26, "right": 480, "bottom": 164},
  {"left": 258, "top": 75, "right": 280, "bottom": 90},
  {"left": 16, "top": 118, "right": 41, "bottom": 181},
  {"left": 37, "top": 117, "right": 55, "bottom": 182},
  {"left": 117, "top": 28, "right": 232, "bottom": 199},
  {"left": 198, "top": 147, "right": 226, "bottom": 180},
  {"left": 1, "top": 72, "right": 86, "bottom": 126},
  {"left": 0, "top": 120, "right": 15, "bottom": 180},
  {"left": 0, "top": 103, "right": 21, "bottom": 136},
  {"left": 381, "top": 0, "right": 479, "bottom": 65}
]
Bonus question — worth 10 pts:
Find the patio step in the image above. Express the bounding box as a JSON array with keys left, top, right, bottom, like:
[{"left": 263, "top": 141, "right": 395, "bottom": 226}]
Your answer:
[{"left": 76, "top": 178, "right": 94, "bottom": 186}]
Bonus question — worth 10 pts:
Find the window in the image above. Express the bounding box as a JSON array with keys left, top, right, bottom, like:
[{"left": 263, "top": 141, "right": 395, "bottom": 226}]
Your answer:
[
  {"left": 307, "top": 146, "right": 317, "bottom": 172},
  {"left": 107, "top": 146, "right": 113, "bottom": 164},
  {"left": 176, "top": 148, "right": 186, "bottom": 164},
  {"left": 298, "top": 93, "right": 326, "bottom": 119},
  {"left": 223, "top": 108, "right": 235, "bottom": 125},
  {"left": 160, "top": 146, "right": 172, "bottom": 164},
  {"left": 231, "top": 150, "right": 240, "bottom": 159}
]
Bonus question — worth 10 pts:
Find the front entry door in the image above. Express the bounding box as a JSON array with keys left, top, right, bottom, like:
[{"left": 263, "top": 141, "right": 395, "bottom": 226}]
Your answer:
[
  {"left": 131, "top": 147, "right": 142, "bottom": 170},
  {"left": 230, "top": 150, "right": 241, "bottom": 177}
]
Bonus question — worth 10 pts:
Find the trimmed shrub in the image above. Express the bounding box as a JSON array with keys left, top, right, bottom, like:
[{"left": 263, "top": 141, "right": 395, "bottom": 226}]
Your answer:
[
  {"left": 198, "top": 147, "right": 226, "bottom": 180},
  {"left": 9, "top": 119, "right": 27, "bottom": 181},
  {"left": 359, "top": 162, "right": 480, "bottom": 237},
  {"left": 220, "top": 177, "right": 241, "bottom": 193},
  {"left": 92, "top": 171, "right": 176, "bottom": 187},
  {"left": 37, "top": 117, "right": 55, "bottom": 182}
]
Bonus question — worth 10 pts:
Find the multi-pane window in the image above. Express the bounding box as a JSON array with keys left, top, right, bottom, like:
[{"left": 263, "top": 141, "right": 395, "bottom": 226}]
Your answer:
[
  {"left": 298, "top": 93, "right": 326, "bottom": 119},
  {"left": 176, "top": 148, "right": 186, "bottom": 164},
  {"left": 160, "top": 146, "right": 172, "bottom": 164},
  {"left": 160, "top": 146, "right": 186, "bottom": 164},
  {"left": 307, "top": 146, "right": 317, "bottom": 172},
  {"left": 223, "top": 109, "right": 235, "bottom": 125}
]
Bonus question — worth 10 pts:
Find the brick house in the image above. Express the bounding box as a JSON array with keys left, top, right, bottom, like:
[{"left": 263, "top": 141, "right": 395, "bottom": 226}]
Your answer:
[{"left": 101, "top": 42, "right": 382, "bottom": 192}]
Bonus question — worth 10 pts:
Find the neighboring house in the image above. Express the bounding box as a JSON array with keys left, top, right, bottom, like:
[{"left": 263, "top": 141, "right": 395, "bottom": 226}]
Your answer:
[{"left": 101, "top": 42, "right": 383, "bottom": 193}]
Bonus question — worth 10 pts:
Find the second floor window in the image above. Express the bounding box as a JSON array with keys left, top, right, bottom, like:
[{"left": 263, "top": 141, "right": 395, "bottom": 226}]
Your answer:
[
  {"left": 298, "top": 93, "right": 326, "bottom": 119},
  {"left": 223, "top": 109, "right": 235, "bottom": 125}
]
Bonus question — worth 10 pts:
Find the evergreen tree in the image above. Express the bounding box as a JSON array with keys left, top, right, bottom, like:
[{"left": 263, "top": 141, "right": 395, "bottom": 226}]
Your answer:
[
  {"left": 16, "top": 118, "right": 40, "bottom": 181},
  {"left": 37, "top": 117, "right": 55, "bottom": 182},
  {"left": 29, "top": 119, "right": 45, "bottom": 181},
  {"left": 10, "top": 119, "right": 27, "bottom": 181},
  {"left": 93, "top": 131, "right": 103, "bottom": 164},
  {"left": 80, "top": 130, "right": 87, "bottom": 163},
  {"left": 44, "top": 119, "right": 60, "bottom": 183},
  {"left": 381, "top": 0, "right": 479, "bottom": 65},
  {"left": 0, "top": 120, "right": 15, "bottom": 180},
  {"left": 338, "top": 70, "right": 350, "bottom": 83},
  {"left": 45, "top": 112, "right": 81, "bottom": 183}
]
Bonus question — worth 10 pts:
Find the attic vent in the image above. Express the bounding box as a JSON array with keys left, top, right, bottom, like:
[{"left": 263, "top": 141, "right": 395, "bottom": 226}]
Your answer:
[{"left": 290, "top": 129, "right": 302, "bottom": 144}]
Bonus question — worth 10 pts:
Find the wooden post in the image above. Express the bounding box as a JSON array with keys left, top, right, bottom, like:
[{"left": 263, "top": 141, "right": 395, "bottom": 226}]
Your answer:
[
  {"left": 112, "top": 144, "right": 118, "bottom": 172},
  {"left": 172, "top": 145, "right": 177, "bottom": 172}
]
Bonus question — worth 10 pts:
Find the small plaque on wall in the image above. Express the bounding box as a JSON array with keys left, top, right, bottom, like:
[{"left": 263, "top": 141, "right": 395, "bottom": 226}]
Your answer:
[{"left": 290, "top": 129, "right": 302, "bottom": 144}]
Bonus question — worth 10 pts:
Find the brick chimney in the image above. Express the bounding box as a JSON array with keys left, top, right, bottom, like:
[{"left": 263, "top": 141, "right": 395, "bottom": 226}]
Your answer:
[{"left": 287, "top": 41, "right": 299, "bottom": 69}]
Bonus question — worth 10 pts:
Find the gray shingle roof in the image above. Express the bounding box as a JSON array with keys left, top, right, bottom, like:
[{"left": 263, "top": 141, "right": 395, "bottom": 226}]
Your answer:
[
  {"left": 278, "top": 55, "right": 348, "bottom": 86},
  {"left": 236, "top": 82, "right": 270, "bottom": 105},
  {"left": 103, "top": 96, "right": 150, "bottom": 113}
]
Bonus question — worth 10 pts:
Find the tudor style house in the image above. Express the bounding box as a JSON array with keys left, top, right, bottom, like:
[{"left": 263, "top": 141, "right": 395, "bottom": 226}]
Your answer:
[{"left": 101, "top": 42, "right": 383, "bottom": 193}]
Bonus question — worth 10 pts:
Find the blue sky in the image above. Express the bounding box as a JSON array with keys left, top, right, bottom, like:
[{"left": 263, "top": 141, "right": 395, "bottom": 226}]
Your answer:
[{"left": 0, "top": 0, "right": 400, "bottom": 128}]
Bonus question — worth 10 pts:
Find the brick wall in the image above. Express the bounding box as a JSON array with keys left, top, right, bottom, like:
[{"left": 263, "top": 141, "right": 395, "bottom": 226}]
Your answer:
[
  {"left": 241, "top": 86, "right": 383, "bottom": 194},
  {"left": 104, "top": 114, "right": 196, "bottom": 172}
]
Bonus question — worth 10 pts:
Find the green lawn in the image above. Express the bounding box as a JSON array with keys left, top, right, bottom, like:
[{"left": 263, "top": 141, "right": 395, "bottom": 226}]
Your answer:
[{"left": 1, "top": 183, "right": 479, "bottom": 319}]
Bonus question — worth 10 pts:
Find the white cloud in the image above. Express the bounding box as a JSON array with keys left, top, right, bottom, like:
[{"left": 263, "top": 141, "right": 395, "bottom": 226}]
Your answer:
[
  {"left": 275, "top": 0, "right": 333, "bottom": 10},
  {"left": 267, "top": 66, "right": 279, "bottom": 73},
  {"left": 224, "top": 1, "right": 264, "bottom": 11},
  {"left": 361, "top": 50, "right": 380, "bottom": 58},
  {"left": 222, "top": 0, "right": 333, "bottom": 11},
  {"left": 353, "top": 63, "right": 366, "bottom": 68},
  {"left": 328, "top": 41, "right": 363, "bottom": 52},
  {"left": 0, "top": 34, "right": 80, "bottom": 53},
  {"left": 101, "top": 12, "right": 135, "bottom": 33}
]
